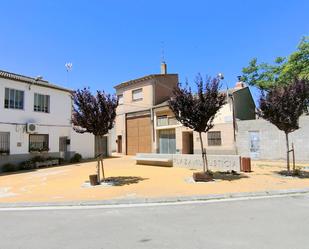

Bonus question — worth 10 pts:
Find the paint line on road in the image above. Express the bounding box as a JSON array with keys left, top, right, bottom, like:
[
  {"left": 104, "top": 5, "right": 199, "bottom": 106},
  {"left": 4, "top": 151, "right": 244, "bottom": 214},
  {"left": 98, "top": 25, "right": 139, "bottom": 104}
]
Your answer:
[{"left": 0, "top": 192, "right": 307, "bottom": 212}]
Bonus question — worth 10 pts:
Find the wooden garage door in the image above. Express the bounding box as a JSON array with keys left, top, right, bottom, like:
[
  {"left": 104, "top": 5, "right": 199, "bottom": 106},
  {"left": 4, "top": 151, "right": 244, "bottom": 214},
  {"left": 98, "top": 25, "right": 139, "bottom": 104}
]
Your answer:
[{"left": 126, "top": 115, "right": 152, "bottom": 155}]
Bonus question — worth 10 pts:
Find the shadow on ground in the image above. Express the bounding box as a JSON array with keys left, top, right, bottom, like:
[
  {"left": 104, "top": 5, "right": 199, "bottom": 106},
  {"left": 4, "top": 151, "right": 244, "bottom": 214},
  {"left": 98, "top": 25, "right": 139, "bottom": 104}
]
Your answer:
[
  {"left": 276, "top": 170, "right": 309, "bottom": 179},
  {"left": 212, "top": 172, "right": 249, "bottom": 181},
  {"left": 105, "top": 176, "right": 148, "bottom": 186}
]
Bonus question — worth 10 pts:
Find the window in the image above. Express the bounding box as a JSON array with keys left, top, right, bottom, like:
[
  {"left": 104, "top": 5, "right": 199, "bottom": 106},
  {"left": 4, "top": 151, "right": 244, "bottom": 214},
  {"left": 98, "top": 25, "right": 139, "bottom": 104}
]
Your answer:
[
  {"left": 132, "top": 88, "right": 143, "bottom": 101},
  {"left": 207, "top": 131, "right": 222, "bottom": 146},
  {"left": 29, "top": 134, "right": 49, "bottom": 152},
  {"left": 118, "top": 94, "right": 124, "bottom": 105},
  {"left": 34, "top": 93, "right": 50, "bottom": 113},
  {"left": 4, "top": 88, "right": 24, "bottom": 110},
  {"left": 157, "top": 115, "right": 168, "bottom": 126},
  {"left": 0, "top": 132, "right": 10, "bottom": 154}
]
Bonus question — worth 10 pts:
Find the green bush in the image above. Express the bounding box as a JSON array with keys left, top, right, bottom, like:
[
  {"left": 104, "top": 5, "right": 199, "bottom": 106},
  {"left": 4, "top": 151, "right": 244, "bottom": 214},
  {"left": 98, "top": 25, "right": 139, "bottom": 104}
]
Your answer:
[
  {"left": 2, "top": 163, "right": 18, "bottom": 172},
  {"left": 70, "top": 153, "right": 82, "bottom": 163},
  {"left": 19, "top": 160, "right": 35, "bottom": 170}
]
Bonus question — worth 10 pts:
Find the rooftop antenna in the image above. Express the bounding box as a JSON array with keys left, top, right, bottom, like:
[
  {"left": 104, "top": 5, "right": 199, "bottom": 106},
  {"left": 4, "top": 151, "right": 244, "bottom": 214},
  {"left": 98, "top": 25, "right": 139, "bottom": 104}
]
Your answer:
[
  {"left": 160, "top": 42, "right": 167, "bottom": 74},
  {"left": 65, "top": 62, "right": 73, "bottom": 84}
]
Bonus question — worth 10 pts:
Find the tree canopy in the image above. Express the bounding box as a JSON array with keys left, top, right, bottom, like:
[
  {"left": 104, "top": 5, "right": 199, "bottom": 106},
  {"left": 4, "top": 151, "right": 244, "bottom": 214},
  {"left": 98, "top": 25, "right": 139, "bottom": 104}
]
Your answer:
[
  {"left": 242, "top": 36, "right": 309, "bottom": 89},
  {"left": 169, "top": 75, "right": 227, "bottom": 134},
  {"left": 258, "top": 78, "right": 309, "bottom": 133},
  {"left": 258, "top": 78, "right": 309, "bottom": 172},
  {"left": 72, "top": 88, "right": 118, "bottom": 136}
]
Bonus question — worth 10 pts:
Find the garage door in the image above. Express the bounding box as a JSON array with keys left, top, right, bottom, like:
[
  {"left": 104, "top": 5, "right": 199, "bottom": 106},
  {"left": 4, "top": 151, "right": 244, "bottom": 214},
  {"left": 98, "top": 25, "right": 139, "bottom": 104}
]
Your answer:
[{"left": 126, "top": 115, "right": 152, "bottom": 155}]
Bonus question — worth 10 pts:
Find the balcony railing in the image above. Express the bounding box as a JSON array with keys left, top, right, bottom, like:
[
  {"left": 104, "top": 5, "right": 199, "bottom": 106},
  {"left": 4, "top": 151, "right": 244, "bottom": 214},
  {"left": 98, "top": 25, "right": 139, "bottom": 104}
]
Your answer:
[{"left": 157, "top": 116, "right": 178, "bottom": 127}]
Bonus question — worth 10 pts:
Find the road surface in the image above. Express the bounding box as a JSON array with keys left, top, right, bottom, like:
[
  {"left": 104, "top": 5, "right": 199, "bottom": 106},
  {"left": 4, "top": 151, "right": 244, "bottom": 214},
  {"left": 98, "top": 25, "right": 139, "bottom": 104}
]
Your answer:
[{"left": 1, "top": 194, "right": 309, "bottom": 249}]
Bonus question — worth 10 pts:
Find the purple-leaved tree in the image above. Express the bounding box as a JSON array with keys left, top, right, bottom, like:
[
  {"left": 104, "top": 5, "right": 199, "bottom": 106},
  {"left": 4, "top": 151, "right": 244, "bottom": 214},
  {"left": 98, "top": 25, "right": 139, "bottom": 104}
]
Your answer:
[
  {"left": 258, "top": 78, "right": 309, "bottom": 173},
  {"left": 72, "top": 88, "right": 118, "bottom": 183},
  {"left": 169, "top": 75, "right": 226, "bottom": 176}
]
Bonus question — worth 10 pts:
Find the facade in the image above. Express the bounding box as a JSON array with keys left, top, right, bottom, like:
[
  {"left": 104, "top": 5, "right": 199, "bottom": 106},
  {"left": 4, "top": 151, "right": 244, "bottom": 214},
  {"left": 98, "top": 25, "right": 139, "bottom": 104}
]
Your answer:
[
  {"left": 152, "top": 84, "right": 256, "bottom": 156},
  {"left": 114, "top": 63, "right": 178, "bottom": 155},
  {"left": 114, "top": 65, "right": 256, "bottom": 156},
  {"left": 0, "top": 70, "right": 111, "bottom": 168},
  {"left": 236, "top": 115, "right": 309, "bottom": 162}
]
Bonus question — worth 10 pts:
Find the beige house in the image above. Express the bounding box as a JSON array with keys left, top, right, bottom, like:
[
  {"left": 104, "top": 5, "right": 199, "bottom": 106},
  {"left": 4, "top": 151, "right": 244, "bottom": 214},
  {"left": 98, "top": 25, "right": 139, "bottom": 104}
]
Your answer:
[{"left": 114, "top": 65, "right": 255, "bottom": 156}]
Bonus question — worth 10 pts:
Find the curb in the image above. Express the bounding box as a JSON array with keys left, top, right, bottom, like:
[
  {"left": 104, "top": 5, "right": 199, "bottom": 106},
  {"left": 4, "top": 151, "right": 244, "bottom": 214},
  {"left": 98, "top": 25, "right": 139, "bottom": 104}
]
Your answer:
[{"left": 1, "top": 188, "right": 309, "bottom": 209}]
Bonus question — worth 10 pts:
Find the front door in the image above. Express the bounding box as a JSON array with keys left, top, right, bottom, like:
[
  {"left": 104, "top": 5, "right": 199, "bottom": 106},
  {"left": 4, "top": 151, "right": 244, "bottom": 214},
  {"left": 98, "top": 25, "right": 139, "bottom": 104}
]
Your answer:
[
  {"left": 95, "top": 136, "right": 108, "bottom": 158},
  {"left": 59, "top": 136, "right": 68, "bottom": 158},
  {"left": 159, "top": 129, "right": 176, "bottom": 154},
  {"left": 117, "top": 135, "right": 122, "bottom": 153},
  {"left": 249, "top": 131, "right": 260, "bottom": 159}
]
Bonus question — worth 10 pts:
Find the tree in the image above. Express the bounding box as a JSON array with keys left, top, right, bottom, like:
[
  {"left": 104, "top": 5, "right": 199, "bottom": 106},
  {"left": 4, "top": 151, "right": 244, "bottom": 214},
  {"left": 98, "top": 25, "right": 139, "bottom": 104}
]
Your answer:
[
  {"left": 72, "top": 88, "right": 118, "bottom": 183},
  {"left": 258, "top": 78, "right": 309, "bottom": 173},
  {"left": 169, "top": 75, "right": 226, "bottom": 175},
  {"left": 242, "top": 36, "right": 309, "bottom": 89}
]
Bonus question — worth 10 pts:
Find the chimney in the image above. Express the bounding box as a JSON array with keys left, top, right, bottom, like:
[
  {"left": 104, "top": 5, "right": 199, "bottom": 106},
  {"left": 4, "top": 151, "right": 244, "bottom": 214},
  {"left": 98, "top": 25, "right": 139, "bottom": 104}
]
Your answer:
[
  {"left": 235, "top": 76, "right": 246, "bottom": 89},
  {"left": 161, "top": 62, "right": 167, "bottom": 74}
]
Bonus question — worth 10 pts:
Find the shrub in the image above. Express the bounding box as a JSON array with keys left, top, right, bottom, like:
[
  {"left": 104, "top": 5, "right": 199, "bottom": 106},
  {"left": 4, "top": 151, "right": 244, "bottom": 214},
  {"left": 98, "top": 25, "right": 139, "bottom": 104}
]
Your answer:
[
  {"left": 70, "top": 153, "right": 82, "bottom": 163},
  {"left": 19, "top": 160, "right": 35, "bottom": 170},
  {"left": 2, "top": 163, "right": 17, "bottom": 172}
]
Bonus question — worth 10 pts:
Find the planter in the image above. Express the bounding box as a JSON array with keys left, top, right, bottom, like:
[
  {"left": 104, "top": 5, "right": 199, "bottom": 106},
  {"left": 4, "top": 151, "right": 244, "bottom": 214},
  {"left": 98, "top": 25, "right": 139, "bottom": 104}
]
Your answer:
[
  {"left": 89, "top": 174, "right": 99, "bottom": 186},
  {"left": 193, "top": 172, "right": 213, "bottom": 182},
  {"left": 34, "top": 159, "right": 59, "bottom": 168}
]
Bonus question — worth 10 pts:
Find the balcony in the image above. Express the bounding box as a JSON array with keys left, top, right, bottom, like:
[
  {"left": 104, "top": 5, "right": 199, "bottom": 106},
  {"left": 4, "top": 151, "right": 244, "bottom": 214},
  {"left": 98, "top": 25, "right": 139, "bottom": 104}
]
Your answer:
[{"left": 157, "top": 116, "right": 178, "bottom": 127}]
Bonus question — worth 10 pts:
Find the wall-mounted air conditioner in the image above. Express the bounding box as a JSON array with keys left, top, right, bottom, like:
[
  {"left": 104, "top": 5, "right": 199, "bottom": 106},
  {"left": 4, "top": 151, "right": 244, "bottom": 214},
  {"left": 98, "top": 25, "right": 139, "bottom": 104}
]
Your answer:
[{"left": 26, "top": 123, "right": 38, "bottom": 133}]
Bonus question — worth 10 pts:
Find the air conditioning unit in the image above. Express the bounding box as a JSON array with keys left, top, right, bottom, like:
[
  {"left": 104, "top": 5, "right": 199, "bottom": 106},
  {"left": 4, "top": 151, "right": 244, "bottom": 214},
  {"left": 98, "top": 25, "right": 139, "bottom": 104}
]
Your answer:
[{"left": 26, "top": 123, "right": 38, "bottom": 133}]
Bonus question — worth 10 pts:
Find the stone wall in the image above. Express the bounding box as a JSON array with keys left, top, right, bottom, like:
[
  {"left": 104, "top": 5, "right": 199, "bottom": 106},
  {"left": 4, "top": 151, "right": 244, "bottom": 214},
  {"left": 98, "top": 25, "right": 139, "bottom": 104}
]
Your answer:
[
  {"left": 173, "top": 154, "right": 241, "bottom": 171},
  {"left": 236, "top": 116, "right": 309, "bottom": 162}
]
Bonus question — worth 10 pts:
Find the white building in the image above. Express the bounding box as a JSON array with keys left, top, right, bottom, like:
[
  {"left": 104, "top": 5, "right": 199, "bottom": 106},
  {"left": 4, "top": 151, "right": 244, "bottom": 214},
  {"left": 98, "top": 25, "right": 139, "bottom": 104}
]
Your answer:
[{"left": 0, "top": 70, "right": 112, "bottom": 168}]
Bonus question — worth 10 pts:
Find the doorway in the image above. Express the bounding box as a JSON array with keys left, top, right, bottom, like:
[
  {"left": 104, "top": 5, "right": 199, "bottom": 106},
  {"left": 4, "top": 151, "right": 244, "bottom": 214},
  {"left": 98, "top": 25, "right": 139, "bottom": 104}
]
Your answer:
[
  {"left": 117, "top": 135, "right": 122, "bottom": 153},
  {"left": 95, "top": 136, "right": 108, "bottom": 158},
  {"left": 159, "top": 129, "right": 176, "bottom": 154},
  {"left": 182, "top": 132, "right": 193, "bottom": 154},
  {"left": 59, "top": 136, "right": 68, "bottom": 159}
]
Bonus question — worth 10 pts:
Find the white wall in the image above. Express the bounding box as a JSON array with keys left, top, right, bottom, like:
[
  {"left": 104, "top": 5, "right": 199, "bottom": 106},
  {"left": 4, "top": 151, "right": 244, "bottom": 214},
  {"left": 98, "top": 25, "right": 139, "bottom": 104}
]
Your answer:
[
  {"left": 0, "top": 78, "right": 72, "bottom": 126},
  {"left": 0, "top": 78, "right": 72, "bottom": 155},
  {"left": 70, "top": 130, "right": 95, "bottom": 159}
]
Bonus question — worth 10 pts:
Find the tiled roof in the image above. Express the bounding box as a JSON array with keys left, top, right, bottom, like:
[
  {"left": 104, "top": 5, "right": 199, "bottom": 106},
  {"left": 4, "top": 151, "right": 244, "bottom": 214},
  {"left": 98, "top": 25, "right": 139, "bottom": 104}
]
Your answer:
[
  {"left": 0, "top": 70, "right": 73, "bottom": 93},
  {"left": 114, "top": 74, "right": 178, "bottom": 90}
]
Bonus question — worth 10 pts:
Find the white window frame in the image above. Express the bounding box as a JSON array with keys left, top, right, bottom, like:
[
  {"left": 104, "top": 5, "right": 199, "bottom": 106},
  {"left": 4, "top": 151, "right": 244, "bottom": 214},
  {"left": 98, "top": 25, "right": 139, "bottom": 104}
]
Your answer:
[
  {"left": 34, "top": 93, "right": 50, "bottom": 113},
  {"left": 29, "top": 134, "right": 49, "bottom": 152},
  {"left": 132, "top": 88, "right": 143, "bottom": 101},
  {"left": 4, "top": 88, "right": 24, "bottom": 110}
]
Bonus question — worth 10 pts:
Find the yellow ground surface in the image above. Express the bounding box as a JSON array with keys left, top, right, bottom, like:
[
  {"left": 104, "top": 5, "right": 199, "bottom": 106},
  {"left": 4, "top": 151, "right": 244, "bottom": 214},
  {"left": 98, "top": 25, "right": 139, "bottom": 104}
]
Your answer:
[{"left": 0, "top": 156, "right": 309, "bottom": 203}]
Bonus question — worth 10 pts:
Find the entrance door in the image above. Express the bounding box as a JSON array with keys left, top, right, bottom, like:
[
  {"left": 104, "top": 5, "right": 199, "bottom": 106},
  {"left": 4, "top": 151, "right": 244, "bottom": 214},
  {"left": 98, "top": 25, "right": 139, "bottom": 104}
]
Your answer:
[
  {"left": 249, "top": 131, "right": 260, "bottom": 159},
  {"left": 182, "top": 132, "right": 193, "bottom": 154},
  {"left": 117, "top": 135, "right": 122, "bottom": 153},
  {"left": 59, "top": 136, "right": 68, "bottom": 158},
  {"left": 95, "top": 136, "right": 108, "bottom": 158},
  {"left": 159, "top": 129, "right": 176, "bottom": 154}
]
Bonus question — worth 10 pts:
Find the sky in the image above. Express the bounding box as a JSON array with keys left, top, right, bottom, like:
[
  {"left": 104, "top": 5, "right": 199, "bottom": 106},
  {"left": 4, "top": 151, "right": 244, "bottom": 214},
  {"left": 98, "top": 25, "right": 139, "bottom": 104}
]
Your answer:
[{"left": 0, "top": 0, "right": 308, "bottom": 101}]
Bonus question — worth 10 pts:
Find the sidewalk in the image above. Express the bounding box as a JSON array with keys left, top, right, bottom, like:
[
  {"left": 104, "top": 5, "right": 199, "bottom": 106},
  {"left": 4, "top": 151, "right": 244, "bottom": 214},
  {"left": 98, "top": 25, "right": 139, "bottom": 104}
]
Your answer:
[{"left": 0, "top": 156, "right": 309, "bottom": 205}]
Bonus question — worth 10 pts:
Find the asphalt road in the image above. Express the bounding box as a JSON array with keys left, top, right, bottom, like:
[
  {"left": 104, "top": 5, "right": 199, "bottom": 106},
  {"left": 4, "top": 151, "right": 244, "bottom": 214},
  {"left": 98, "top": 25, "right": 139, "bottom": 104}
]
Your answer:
[{"left": 1, "top": 194, "right": 309, "bottom": 249}]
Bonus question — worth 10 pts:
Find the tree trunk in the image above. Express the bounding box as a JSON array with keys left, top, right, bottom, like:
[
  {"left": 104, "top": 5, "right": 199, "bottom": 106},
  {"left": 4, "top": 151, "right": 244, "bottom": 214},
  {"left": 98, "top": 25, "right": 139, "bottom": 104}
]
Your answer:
[
  {"left": 285, "top": 132, "right": 290, "bottom": 173},
  {"left": 199, "top": 132, "right": 208, "bottom": 173},
  {"left": 97, "top": 157, "right": 101, "bottom": 183},
  {"left": 101, "top": 156, "right": 105, "bottom": 181}
]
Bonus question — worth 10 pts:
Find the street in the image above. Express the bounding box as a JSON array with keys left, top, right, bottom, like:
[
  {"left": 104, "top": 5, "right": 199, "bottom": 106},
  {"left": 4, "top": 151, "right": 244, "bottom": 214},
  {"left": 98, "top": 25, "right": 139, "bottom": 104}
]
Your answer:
[{"left": 1, "top": 194, "right": 309, "bottom": 249}]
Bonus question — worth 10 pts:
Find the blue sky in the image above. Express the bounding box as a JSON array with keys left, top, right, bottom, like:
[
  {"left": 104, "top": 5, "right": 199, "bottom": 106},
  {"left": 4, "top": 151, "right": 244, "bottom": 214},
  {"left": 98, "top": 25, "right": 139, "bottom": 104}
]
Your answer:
[{"left": 0, "top": 0, "right": 308, "bottom": 100}]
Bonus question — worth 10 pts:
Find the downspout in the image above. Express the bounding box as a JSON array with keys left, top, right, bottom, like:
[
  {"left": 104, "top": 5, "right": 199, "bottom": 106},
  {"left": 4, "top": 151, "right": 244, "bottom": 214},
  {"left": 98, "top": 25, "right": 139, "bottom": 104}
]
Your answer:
[{"left": 229, "top": 93, "right": 237, "bottom": 154}]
